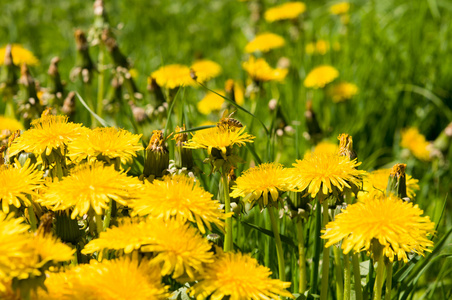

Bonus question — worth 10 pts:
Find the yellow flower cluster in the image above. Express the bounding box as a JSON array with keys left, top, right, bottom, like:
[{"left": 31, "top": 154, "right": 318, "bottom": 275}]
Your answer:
[
  {"left": 242, "top": 56, "right": 288, "bottom": 82},
  {"left": 400, "top": 127, "right": 432, "bottom": 161}
]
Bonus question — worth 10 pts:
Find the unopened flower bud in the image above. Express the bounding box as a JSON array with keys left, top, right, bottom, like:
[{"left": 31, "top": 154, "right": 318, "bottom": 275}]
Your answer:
[
  {"left": 143, "top": 130, "right": 169, "bottom": 181},
  {"left": 386, "top": 163, "right": 408, "bottom": 201}
]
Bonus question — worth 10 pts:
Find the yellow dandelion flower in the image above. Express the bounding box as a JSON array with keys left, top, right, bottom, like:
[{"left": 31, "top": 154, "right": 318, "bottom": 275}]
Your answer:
[
  {"left": 197, "top": 90, "right": 225, "bottom": 115},
  {"left": 225, "top": 79, "right": 245, "bottom": 106},
  {"left": 401, "top": 128, "right": 432, "bottom": 161},
  {"left": 8, "top": 115, "right": 87, "bottom": 157},
  {"left": 184, "top": 126, "right": 254, "bottom": 157},
  {"left": 190, "top": 250, "right": 293, "bottom": 300},
  {"left": 0, "top": 44, "right": 39, "bottom": 66},
  {"left": 245, "top": 33, "right": 285, "bottom": 53},
  {"left": 306, "top": 40, "right": 330, "bottom": 55},
  {"left": 230, "top": 163, "right": 294, "bottom": 207},
  {"left": 68, "top": 127, "right": 143, "bottom": 165},
  {"left": 304, "top": 65, "right": 339, "bottom": 89},
  {"left": 361, "top": 168, "right": 419, "bottom": 199},
  {"left": 0, "top": 160, "right": 43, "bottom": 213},
  {"left": 291, "top": 153, "right": 366, "bottom": 198},
  {"left": 328, "top": 81, "right": 358, "bottom": 103},
  {"left": 322, "top": 194, "right": 435, "bottom": 263},
  {"left": 128, "top": 68, "right": 138, "bottom": 79},
  {"left": 38, "top": 162, "right": 142, "bottom": 218},
  {"left": 141, "top": 219, "right": 215, "bottom": 279},
  {"left": 304, "top": 141, "right": 339, "bottom": 157},
  {"left": 130, "top": 174, "right": 225, "bottom": 233},
  {"left": 0, "top": 117, "right": 23, "bottom": 140},
  {"left": 37, "top": 257, "right": 168, "bottom": 300},
  {"left": 330, "top": 2, "right": 350, "bottom": 15},
  {"left": 264, "top": 2, "right": 306, "bottom": 22},
  {"left": 151, "top": 64, "right": 195, "bottom": 89},
  {"left": 242, "top": 56, "right": 288, "bottom": 82},
  {"left": 190, "top": 59, "right": 222, "bottom": 83}
]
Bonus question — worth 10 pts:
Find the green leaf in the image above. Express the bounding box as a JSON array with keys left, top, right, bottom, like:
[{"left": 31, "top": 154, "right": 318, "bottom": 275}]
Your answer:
[{"left": 75, "top": 92, "right": 111, "bottom": 127}]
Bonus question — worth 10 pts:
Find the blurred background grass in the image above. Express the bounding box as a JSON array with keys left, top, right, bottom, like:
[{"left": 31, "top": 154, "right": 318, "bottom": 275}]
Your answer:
[{"left": 2, "top": 0, "right": 452, "bottom": 298}]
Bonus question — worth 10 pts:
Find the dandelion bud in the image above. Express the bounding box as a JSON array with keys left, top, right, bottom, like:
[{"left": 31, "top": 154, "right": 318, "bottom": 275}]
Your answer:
[
  {"left": 0, "top": 44, "right": 19, "bottom": 97},
  {"left": 47, "top": 57, "right": 65, "bottom": 106},
  {"left": 338, "top": 133, "right": 357, "bottom": 160},
  {"left": 72, "top": 29, "right": 95, "bottom": 83},
  {"left": 17, "top": 63, "right": 43, "bottom": 121},
  {"left": 386, "top": 163, "right": 408, "bottom": 201},
  {"left": 62, "top": 91, "right": 76, "bottom": 118},
  {"left": 54, "top": 211, "right": 82, "bottom": 244},
  {"left": 173, "top": 125, "right": 194, "bottom": 170},
  {"left": 142, "top": 130, "right": 169, "bottom": 181}
]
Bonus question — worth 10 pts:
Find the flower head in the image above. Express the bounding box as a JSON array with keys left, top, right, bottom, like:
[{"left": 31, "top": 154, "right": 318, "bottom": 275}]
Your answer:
[
  {"left": 304, "top": 141, "right": 339, "bottom": 158},
  {"left": 361, "top": 168, "right": 419, "bottom": 200},
  {"left": 131, "top": 174, "right": 225, "bottom": 233},
  {"left": 0, "top": 44, "right": 39, "bottom": 66},
  {"left": 38, "top": 162, "right": 142, "bottom": 218},
  {"left": 330, "top": 2, "right": 350, "bottom": 15},
  {"left": 151, "top": 64, "right": 195, "bottom": 89},
  {"left": 245, "top": 33, "right": 285, "bottom": 53},
  {"left": 0, "top": 160, "right": 43, "bottom": 213},
  {"left": 322, "top": 194, "right": 435, "bottom": 262},
  {"left": 304, "top": 65, "right": 339, "bottom": 89},
  {"left": 401, "top": 128, "right": 432, "bottom": 161},
  {"left": 8, "top": 114, "right": 87, "bottom": 157},
  {"left": 184, "top": 126, "right": 254, "bottom": 157},
  {"left": 306, "top": 40, "right": 330, "bottom": 55},
  {"left": 197, "top": 90, "right": 225, "bottom": 115},
  {"left": 242, "top": 56, "right": 288, "bottom": 82},
  {"left": 0, "top": 117, "right": 23, "bottom": 140},
  {"left": 230, "top": 163, "right": 294, "bottom": 207},
  {"left": 327, "top": 81, "right": 358, "bottom": 103},
  {"left": 68, "top": 127, "right": 143, "bottom": 165},
  {"left": 264, "top": 2, "right": 306, "bottom": 22},
  {"left": 190, "top": 250, "right": 293, "bottom": 300},
  {"left": 291, "top": 153, "right": 366, "bottom": 198},
  {"left": 190, "top": 60, "right": 222, "bottom": 83}
]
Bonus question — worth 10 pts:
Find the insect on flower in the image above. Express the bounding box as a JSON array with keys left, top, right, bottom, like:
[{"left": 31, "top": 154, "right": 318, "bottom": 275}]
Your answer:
[{"left": 217, "top": 110, "right": 243, "bottom": 131}]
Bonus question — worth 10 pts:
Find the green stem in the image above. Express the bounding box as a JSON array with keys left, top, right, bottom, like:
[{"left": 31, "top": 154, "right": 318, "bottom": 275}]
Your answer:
[
  {"left": 373, "top": 250, "right": 385, "bottom": 300},
  {"left": 311, "top": 197, "right": 322, "bottom": 294},
  {"left": 103, "top": 200, "right": 113, "bottom": 231},
  {"left": 268, "top": 206, "right": 286, "bottom": 282},
  {"left": 97, "top": 48, "right": 105, "bottom": 119},
  {"left": 28, "top": 204, "right": 37, "bottom": 231},
  {"left": 333, "top": 246, "right": 344, "bottom": 300},
  {"left": 320, "top": 198, "right": 330, "bottom": 300},
  {"left": 296, "top": 218, "right": 307, "bottom": 294},
  {"left": 386, "top": 262, "right": 393, "bottom": 300},
  {"left": 352, "top": 253, "right": 364, "bottom": 300},
  {"left": 344, "top": 254, "right": 351, "bottom": 300},
  {"left": 222, "top": 172, "right": 233, "bottom": 252},
  {"left": 96, "top": 212, "right": 103, "bottom": 237}
]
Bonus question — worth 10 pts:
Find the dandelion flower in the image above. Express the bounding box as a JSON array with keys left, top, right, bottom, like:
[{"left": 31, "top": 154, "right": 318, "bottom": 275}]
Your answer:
[
  {"left": 38, "top": 162, "right": 142, "bottom": 218},
  {"left": 305, "top": 40, "right": 330, "bottom": 55},
  {"left": 245, "top": 33, "right": 285, "bottom": 53},
  {"left": 242, "top": 56, "right": 288, "bottom": 82},
  {"left": 190, "top": 60, "right": 222, "bottom": 83},
  {"left": 38, "top": 257, "right": 168, "bottom": 300},
  {"left": 330, "top": 2, "right": 350, "bottom": 15},
  {"left": 0, "top": 117, "right": 23, "bottom": 140},
  {"left": 230, "top": 163, "right": 294, "bottom": 207},
  {"left": 0, "top": 160, "right": 43, "bottom": 213},
  {"left": 197, "top": 90, "right": 225, "bottom": 115},
  {"left": 185, "top": 126, "right": 254, "bottom": 157},
  {"left": 322, "top": 194, "right": 435, "bottom": 262},
  {"left": 225, "top": 79, "right": 245, "bottom": 106},
  {"left": 151, "top": 64, "right": 195, "bottom": 89},
  {"left": 8, "top": 115, "right": 87, "bottom": 157},
  {"left": 0, "top": 44, "right": 39, "bottom": 66},
  {"left": 304, "top": 141, "right": 339, "bottom": 158},
  {"left": 304, "top": 65, "right": 339, "bottom": 89},
  {"left": 328, "top": 81, "right": 358, "bottom": 103},
  {"left": 68, "top": 127, "right": 143, "bottom": 164},
  {"left": 264, "top": 2, "right": 306, "bottom": 22},
  {"left": 401, "top": 128, "right": 432, "bottom": 161},
  {"left": 190, "top": 250, "right": 293, "bottom": 300},
  {"left": 291, "top": 153, "right": 366, "bottom": 198},
  {"left": 361, "top": 168, "right": 419, "bottom": 199},
  {"left": 131, "top": 174, "right": 225, "bottom": 233}
]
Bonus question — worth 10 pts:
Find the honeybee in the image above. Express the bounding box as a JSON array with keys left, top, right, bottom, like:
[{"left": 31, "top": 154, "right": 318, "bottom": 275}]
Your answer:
[{"left": 217, "top": 110, "right": 243, "bottom": 130}]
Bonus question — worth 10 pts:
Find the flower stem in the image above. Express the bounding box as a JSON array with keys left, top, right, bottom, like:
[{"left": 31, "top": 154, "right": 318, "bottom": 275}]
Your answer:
[
  {"left": 385, "top": 262, "right": 393, "bottom": 300},
  {"left": 268, "top": 206, "right": 286, "bottom": 282},
  {"left": 333, "top": 246, "right": 344, "bottom": 300},
  {"left": 96, "top": 212, "right": 103, "bottom": 237},
  {"left": 373, "top": 250, "right": 385, "bottom": 300},
  {"left": 28, "top": 204, "right": 37, "bottom": 231},
  {"left": 96, "top": 48, "right": 105, "bottom": 119},
  {"left": 103, "top": 200, "right": 113, "bottom": 231},
  {"left": 222, "top": 172, "right": 233, "bottom": 252},
  {"left": 296, "top": 218, "right": 307, "bottom": 294},
  {"left": 320, "top": 198, "right": 330, "bottom": 300},
  {"left": 311, "top": 197, "right": 322, "bottom": 294},
  {"left": 344, "top": 254, "right": 351, "bottom": 300},
  {"left": 352, "top": 253, "right": 363, "bottom": 300}
]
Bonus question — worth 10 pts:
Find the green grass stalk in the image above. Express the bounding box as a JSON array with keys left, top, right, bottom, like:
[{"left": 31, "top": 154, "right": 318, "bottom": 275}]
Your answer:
[
  {"left": 333, "top": 246, "right": 344, "bottom": 300},
  {"left": 311, "top": 197, "right": 322, "bottom": 294},
  {"left": 320, "top": 198, "right": 330, "bottom": 300},
  {"left": 352, "top": 253, "right": 363, "bottom": 300},
  {"left": 296, "top": 218, "right": 307, "bottom": 294},
  {"left": 222, "top": 172, "right": 233, "bottom": 252},
  {"left": 386, "top": 262, "right": 393, "bottom": 300},
  {"left": 268, "top": 206, "right": 286, "bottom": 283},
  {"left": 344, "top": 254, "right": 351, "bottom": 300}
]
